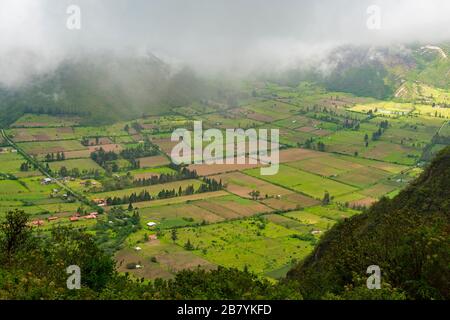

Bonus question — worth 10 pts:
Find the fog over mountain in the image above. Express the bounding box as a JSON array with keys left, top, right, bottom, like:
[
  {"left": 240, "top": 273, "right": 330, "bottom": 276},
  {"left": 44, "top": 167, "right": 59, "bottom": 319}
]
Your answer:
[{"left": 1, "top": 0, "right": 450, "bottom": 87}]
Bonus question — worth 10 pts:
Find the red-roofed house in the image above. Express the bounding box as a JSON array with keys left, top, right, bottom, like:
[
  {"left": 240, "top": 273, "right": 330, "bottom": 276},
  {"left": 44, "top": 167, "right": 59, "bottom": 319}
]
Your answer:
[{"left": 31, "top": 220, "right": 45, "bottom": 226}]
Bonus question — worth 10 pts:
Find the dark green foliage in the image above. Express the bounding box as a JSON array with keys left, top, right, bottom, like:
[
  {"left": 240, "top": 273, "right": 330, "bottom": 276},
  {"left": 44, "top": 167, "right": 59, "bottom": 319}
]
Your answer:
[
  {"left": 325, "top": 64, "right": 394, "bottom": 99},
  {"left": 90, "top": 148, "right": 119, "bottom": 167},
  {"left": 105, "top": 177, "right": 222, "bottom": 206},
  {"left": 287, "top": 146, "right": 450, "bottom": 300},
  {"left": 0, "top": 209, "right": 31, "bottom": 263},
  {"left": 0, "top": 210, "right": 115, "bottom": 298},
  {"left": 120, "top": 141, "right": 159, "bottom": 160},
  {"left": 0, "top": 210, "right": 299, "bottom": 300},
  {"left": 94, "top": 207, "right": 141, "bottom": 254}
]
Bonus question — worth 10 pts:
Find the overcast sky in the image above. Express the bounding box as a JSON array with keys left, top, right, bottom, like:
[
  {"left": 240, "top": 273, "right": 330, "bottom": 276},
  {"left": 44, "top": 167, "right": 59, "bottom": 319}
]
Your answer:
[{"left": 1, "top": 0, "right": 450, "bottom": 85}]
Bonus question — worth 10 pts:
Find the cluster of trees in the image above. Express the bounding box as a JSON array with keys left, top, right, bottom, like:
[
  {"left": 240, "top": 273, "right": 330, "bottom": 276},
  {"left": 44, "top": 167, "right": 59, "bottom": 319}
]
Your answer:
[
  {"left": 128, "top": 159, "right": 140, "bottom": 170},
  {"left": 371, "top": 120, "right": 389, "bottom": 141},
  {"left": 45, "top": 152, "right": 66, "bottom": 162},
  {"left": 343, "top": 118, "right": 360, "bottom": 130},
  {"left": 196, "top": 177, "right": 223, "bottom": 192},
  {"left": 131, "top": 122, "right": 143, "bottom": 133},
  {"left": 303, "top": 106, "right": 363, "bottom": 130},
  {"left": 22, "top": 106, "right": 86, "bottom": 117},
  {"left": 249, "top": 190, "right": 261, "bottom": 200},
  {"left": 19, "top": 161, "right": 35, "bottom": 172},
  {"left": 120, "top": 141, "right": 159, "bottom": 161},
  {"left": 94, "top": 207, "right": 141, "bottom": 254},
  {"left": 322, "top": 191, "right": 331, "bottom": 205},
  {"left": 100, "top": 168, "right": 198, "bottom": 192},
  {"left": 133, "top": 168, "right": 198, "bottom": 187},
  {"left": 106, "top": 190, "right": 153, "bottom": 206},
  {"left": 52, "top": 165, "right": 102, "bottom": 180},
  {"left": 90, "top": 142, "right": 159, "bottom": 173},
  {"left": 81, "top": 136, "right": 103, "bottom": 146},
  {"left": 303, "top": 139, "right": 325, "bottom": 152},
  {"left": 105, "top": 178, "right": 223, "bottom": 206},
  {"left": 91, "top": 148, "right": 118, "bottom": 166}
]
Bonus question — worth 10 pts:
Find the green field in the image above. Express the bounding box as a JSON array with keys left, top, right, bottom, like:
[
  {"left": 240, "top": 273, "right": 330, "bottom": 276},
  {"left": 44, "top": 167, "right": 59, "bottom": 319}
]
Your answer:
[
  {"left": 49, "top": 159, "right": 104, "bottom": 172},
  {"left": 90, "top": 179, "right": 203, "bottom": 200},
  {"left": 17, "top": 140, "right": 87, "bottom": 155},
  {"left": 246, "top": 165, "right": 358, "bottom": 199},
  {"left": 11, "top": 114, "right": 81, "bottom": 128},
  {"left": 159, "top": 218, "right": 314, "bottom": 276}
]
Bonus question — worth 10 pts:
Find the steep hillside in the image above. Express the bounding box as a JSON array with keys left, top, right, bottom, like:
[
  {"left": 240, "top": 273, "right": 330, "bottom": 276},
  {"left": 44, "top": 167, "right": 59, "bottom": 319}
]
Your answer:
[
  {"left": 273, "top": 44, "right": 449, "bottom": 100},
  {"left": 0, "top": 53, "right": 214, "bottom": 126},
  {"left": 287, "top": 146, "right": 450, "bottom": 300}
]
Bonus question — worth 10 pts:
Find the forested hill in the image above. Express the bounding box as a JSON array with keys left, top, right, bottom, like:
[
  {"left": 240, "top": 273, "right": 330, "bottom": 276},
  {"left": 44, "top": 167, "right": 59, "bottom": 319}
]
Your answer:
[
  {"left": 0, "top": 53, "right": 214, "bottom": 126},
  {"left": 274, "top": 44, "right": 450, "bottom": 100},
  {"left": 287, "top": 146, "right": 450, "bottom": 300}
]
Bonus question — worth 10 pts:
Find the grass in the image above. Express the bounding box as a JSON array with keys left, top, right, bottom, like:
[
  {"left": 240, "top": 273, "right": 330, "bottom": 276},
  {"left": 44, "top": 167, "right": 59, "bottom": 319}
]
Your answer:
[
  {"left": 128, "top": 166, "right": 176, "bottom": 176},
  {"left": 246, "top": 165, "right": 358, "bottom": 199},
  {"left": 6, "top": 127, "right": 77, "bottom": 142},
  {"left": 11, "top": 114, "right": 80, "bottom": 128},
  {"left": 73, "top": 123, "right": 129, "bottom": 138},
  {"left": 0, "top": 152, "right": 30, "bottom": 175},
  {"left": 17, "top": 140, "right": 87, "bottom": 155},
  {"left": 302, "top": 205, "right": 359, "bottom": 220},
  {"left": 49, "top": 159, "right": 104, "bottom": 172},
  {"left": 0, "top": 180, "right": 29, "bottom": 194},
  {"left": 159, "top": 218, "right": 314, "bottom": 276},
  {"left": 350, "top": 101, "right": 415, "bottom": 116},
  {"left": 91, "top": 179, "right": 203, "bottom": 200}
]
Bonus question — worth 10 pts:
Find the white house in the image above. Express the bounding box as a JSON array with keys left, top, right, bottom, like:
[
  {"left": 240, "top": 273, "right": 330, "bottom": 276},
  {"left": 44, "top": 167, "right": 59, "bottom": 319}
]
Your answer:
[
  {"left": 146, "top": 222, "right": 157, "bottom": 228},
  {"left": 42, "top": 178, "right": 52, "bottom": 184}
]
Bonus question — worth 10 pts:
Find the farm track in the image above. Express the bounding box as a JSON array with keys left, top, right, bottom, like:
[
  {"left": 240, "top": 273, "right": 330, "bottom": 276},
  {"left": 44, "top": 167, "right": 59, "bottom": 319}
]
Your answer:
[
  {"left": 1, "top": 128, "right": 95, "bottom": 209},
  {"left": 438, "top": 120, "right": 448, "bottom": 135}
]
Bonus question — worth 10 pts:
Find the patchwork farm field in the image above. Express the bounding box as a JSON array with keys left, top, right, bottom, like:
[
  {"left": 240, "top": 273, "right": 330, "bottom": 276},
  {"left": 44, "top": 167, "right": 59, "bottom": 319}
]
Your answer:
[{"left": 0, "top": 78, "right": 448, "bottom": 283}]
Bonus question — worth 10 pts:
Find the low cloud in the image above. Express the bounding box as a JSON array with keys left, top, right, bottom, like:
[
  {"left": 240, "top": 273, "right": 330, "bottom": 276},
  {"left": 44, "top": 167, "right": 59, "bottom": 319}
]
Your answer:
[{"left": 1, "top": 0, "right": 449, "bottom": 86}]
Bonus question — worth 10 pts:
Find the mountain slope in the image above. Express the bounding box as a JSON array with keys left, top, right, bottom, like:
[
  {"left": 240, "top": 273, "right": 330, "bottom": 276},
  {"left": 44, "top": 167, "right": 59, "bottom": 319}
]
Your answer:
[
  {"left": 0, "top": 53, "right": 213, "bottom": 126},
  {"left": 273, "top": 44, "right": 449, "bottom": 100},
  {"left": 287, "top": 146, "right": 450, "bottom": 300}
]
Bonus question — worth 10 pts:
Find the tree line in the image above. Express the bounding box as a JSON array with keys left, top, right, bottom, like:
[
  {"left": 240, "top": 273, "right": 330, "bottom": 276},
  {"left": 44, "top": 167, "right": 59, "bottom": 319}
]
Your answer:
[{"left": 105, "top": 177, "right": 223, "bottom": 206}]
